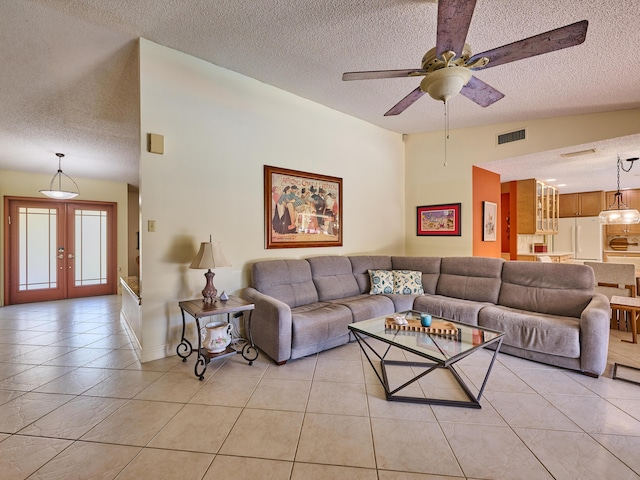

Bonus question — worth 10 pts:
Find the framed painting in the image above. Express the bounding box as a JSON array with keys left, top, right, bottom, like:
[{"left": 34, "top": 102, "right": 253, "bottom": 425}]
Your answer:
[
  {"left": 483, "top": 201, "right": 497, "bottom": 241},
  {"left": 417, "top": 203, "right": 461, "bottom": 236},
  {"left": 264, "top": 165, "right": 343, "bottom": 249}
]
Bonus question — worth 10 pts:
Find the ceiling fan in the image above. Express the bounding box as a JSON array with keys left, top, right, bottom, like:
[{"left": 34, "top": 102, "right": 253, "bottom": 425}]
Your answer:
[{"left": 342, "top": 0, "right": 588, "bottom": 116}]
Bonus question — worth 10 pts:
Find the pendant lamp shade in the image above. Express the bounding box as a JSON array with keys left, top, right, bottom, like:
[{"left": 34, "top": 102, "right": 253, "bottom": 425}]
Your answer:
[
  {"left": 39, "top": 153, "right": 80, "bottom": 199},
  {"left": 599, "top": 155, "right": 640, "bottom": 225}
]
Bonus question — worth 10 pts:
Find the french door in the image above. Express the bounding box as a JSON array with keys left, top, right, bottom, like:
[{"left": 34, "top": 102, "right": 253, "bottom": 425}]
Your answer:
[{"left": 4, "top": 197, "right": 117, "bottom": 305}]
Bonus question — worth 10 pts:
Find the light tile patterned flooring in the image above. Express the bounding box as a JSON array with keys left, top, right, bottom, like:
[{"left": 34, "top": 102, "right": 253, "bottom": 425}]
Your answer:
[{"left": 1, "top": 296, "right": 640, "bottom": 479}]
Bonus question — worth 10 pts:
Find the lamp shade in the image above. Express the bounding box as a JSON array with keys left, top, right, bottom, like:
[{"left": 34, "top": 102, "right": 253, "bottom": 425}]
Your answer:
[
  {"left": 40, "top": 153, "right": 80, "bottom": 199},
  {"left": 189, "top": 241, "right": 231, "bottom": 269},
  {"left": 598, "top": 208, "right": 640, "bottom": 225}
]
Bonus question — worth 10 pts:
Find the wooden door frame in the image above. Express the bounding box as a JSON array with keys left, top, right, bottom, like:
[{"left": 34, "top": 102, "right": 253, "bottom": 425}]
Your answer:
[{"left": 3, "top": 196, "right": 118, "bottom": 305}]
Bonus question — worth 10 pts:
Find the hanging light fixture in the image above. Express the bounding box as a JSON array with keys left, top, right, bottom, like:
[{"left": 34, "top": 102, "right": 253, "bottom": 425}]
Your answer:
[
  {"left": 39, "top": 153, "right": 80, "bottom": 199},
  {"left": 599, "top": 155, "right": 640, "bottom": 224}
]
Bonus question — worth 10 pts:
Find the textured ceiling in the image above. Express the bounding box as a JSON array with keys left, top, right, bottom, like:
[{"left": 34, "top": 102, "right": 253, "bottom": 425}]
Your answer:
[{"left": 1, "top": 0, "right": 639, "bottom": 190}]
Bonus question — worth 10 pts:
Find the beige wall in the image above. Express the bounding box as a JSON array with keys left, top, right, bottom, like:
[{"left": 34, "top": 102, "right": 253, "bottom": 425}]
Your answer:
[
  {"left": 405, "top": 109, "right": 640, "bottom": 256},
  {"left": 0, "top": 169, "right": 129, "bottom": 305},
  {"left": 138, "top": 39, "right": 406, "bottom": 361}
]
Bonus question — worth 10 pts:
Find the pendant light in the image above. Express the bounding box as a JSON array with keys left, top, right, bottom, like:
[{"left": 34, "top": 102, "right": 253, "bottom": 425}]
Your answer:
[
  {"left": 598, "top": 155, "right": 640, "bottom": 224},
  {"left": 39, "top": 153, "right": 80, "bottom": 199}
]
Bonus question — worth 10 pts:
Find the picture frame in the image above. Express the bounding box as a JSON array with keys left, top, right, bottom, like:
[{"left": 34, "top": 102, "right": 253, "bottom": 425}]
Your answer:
[
  {"left": 264, "top": 165, "right": 343, "bottom": 249},
  {"left": 483, "top": 201, "right": 497, "bottom": 241},
  {"left": 417, "top": 203, "right": 461, "bottom": 236}
]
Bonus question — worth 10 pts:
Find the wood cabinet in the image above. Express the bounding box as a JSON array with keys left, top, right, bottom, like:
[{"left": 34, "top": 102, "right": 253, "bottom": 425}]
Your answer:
[
  {"left": 604, "top": 189, "right": 640, "bottom": 234},
  {"left": 559, "top": 191, "right": 605, "bottom": 218},
  {"left": 516, "top": 179, "right": 559, "bottom": 234}
]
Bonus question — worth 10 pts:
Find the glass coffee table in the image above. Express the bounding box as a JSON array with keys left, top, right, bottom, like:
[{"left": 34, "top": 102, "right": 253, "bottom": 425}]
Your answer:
[{"left": 349, "top": 310, "right": 504, "bottom": 409}]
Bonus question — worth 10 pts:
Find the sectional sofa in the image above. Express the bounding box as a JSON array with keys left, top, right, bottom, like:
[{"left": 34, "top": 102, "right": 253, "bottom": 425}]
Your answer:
[{"left": 243, "top": 255, "right": 611, "bottom": 376}]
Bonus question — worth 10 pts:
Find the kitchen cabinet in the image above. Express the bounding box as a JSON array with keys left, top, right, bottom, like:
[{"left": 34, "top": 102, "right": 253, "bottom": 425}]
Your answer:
[
  {"left": 516, "top": 179, "right": 559, "bottom": 234},
  {"left": 559, "top": 191, "right": 605, "bottom": 218},
  {"left": 604, "top": 189, "right": 640, "bottom": 234}
]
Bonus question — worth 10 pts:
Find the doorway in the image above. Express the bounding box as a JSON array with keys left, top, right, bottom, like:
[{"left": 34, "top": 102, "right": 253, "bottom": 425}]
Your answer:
[{"left": 4, "top": 197, "right": 117, "bottom": 305}]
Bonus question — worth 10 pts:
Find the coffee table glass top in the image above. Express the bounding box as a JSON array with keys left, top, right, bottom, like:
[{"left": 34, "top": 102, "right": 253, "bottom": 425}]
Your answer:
[{"left": 349, "top": 310, "right": 503, "bottom": 364}]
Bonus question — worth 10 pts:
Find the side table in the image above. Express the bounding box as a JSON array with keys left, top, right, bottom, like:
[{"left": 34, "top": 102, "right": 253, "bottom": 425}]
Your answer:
[
  {"left": 610, "top": 295, "right": 639, "bottom": 344},
  {"left": 177, "top": 296, "right": 258, "bottom": 380}
]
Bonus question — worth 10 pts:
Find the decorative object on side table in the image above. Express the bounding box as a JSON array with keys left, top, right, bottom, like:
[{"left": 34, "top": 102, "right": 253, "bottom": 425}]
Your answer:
[
  {"left": 201, "top": 321, "right": 233, "bottom": 353},
  {"left": 189, "top": 235, "right": 231, "bottom": 304},
  {"left": 220, "top": 291, "right": 229, "bottom": 301}
]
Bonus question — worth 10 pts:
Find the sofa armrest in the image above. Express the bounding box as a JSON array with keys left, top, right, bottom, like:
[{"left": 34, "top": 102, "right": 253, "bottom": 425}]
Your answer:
[
  {"left": 243, "top": 287, "right": 293, "bottom": 364},
  {"left": 578, "top": 293, "right": 610, "bottom": 376}
]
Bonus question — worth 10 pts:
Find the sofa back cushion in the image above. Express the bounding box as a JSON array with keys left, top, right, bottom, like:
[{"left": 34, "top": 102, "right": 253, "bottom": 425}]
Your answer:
[
  {"left": 499, "top": 262, "right": 594, "bottom": 318},
  {"left": 251, "top": 259, "right": 318, "bottom": 308},
  {"left": 436, "top": 257, "right": 504, "bottom": 303},
  {"left": 391, "top": 256, "right": 441, "bottom": 294},
  {"left": 307, "top": 255, "right": 361, "bottom": 301},
  {"left": 349, "top": 256, "right": 393, "bottom": 293}
]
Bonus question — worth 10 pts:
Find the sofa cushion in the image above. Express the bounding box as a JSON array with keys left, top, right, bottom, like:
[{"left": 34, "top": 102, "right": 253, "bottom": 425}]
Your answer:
[
  {"left": 479, "top": 305, "right": 581, "bottom": 358},
  {"left": 393, "top": 270, "right": 424, "bottom": 295},
  {"left": 291, "top": 302, "right": 353, "bottom": 353},
  {"left": 392, "top": 256, "right": 441, "bottom": 294},
  {"left": 308, "top": 256, "right": 361, "bottom": 301},
  {"left": 436, "top": 257, "right": 504, "bottom": 304},
  {"left": 329, "top": 294, "right": 395, "bottom": 322},
  {"left": 499, "top": 262, "right": 594, "bottom": 318},
  {"left": 368, "top": 269, "right": 394, "bottom": 294},
  {"left": 251, "top": 259, "right": 318, "bottom": 308},
  {"left": 413, "top": 295, "right": 483, "bottom": 325},
  {"left": 349, "top": 256, "right": 393, "bottom": 293}
]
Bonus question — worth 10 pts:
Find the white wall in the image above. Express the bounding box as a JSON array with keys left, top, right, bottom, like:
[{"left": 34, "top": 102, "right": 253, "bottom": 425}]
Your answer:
[
  {"left": 0, "top": 169, "right": 129, "bottom": 305},
  {"left": 405, "top": 109, "right": 640, "bottom": 256},
  {"left": 138, "top": 39, "right": 405, "bottom": 362}
]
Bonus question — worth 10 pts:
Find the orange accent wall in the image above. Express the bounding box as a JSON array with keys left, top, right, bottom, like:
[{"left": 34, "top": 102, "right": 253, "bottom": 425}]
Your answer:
[{"left": 472, "top": 166, "right": 501, "bottom": 258}]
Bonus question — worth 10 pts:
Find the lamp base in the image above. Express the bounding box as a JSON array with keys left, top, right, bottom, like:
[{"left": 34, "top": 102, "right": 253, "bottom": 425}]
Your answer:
[{"left": 202, "top": 269, "right": 218, "bottom": 304}]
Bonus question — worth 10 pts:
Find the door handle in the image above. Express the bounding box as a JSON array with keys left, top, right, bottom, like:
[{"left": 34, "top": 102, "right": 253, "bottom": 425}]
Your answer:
[
  {"left": 68, "top": 254, "right": 75, "bottom": 259},
  {"left": 57, "top": 254, "right": 64, "bottom": 259}
]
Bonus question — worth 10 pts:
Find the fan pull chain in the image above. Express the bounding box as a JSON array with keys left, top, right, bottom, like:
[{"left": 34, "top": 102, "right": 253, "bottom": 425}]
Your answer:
[{"left": 443, "top": 100, "right": 449, "bottom": 167}]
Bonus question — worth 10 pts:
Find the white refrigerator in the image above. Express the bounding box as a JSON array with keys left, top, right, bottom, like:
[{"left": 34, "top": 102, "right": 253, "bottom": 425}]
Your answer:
[{"left": 554, "top": 216, "right": 603, "bottom": 262}]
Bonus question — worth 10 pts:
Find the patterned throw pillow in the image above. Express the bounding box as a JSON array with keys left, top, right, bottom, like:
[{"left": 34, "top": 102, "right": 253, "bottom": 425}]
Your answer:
[
  {"left": 393, "top": 270, "right": 424, "bottom": 295},
  {"left": 368, "top": 269, "right": 394, "bottom": 294}
]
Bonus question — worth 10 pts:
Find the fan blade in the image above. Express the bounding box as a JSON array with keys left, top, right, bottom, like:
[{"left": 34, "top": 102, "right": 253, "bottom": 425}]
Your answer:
[
  {"left": 460, "top": 76, "right": 505, "bottom": 107},
  {"left": 342, "top": 69, "right": 427, "bottom": 81},
  {"left": 384, "top": 87, "right": 425, "bottom": 116},
  {"left": 436, "top": 0, "right": 478, "bottom": 57},
  {"left": 468, "top": 20, "right": 588, "bottom": 70}
]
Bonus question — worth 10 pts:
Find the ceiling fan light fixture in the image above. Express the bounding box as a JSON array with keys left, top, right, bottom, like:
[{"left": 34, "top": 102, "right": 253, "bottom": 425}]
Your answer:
[
  {"left": 420, "top": 66, "right": 472, "bottom": 103},
  {"left": 39, "top": 153, "right": 80, "bottom": 200}
]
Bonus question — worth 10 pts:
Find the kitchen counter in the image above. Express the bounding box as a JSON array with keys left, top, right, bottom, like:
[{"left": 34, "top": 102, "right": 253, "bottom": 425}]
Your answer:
[{"left": 517, "top": 252, "right": 574, "bottom": 263}]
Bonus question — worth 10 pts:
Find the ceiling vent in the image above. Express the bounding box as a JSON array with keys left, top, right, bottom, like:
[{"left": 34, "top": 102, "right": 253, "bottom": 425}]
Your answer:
[{"left": 497, "top": 128, "right": 526, "bottom": 145}]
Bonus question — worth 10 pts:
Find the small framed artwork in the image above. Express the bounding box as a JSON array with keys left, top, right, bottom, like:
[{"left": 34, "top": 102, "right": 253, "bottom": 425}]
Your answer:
[
  {"left": 417, "top": 203, "right": 461, "bottom": 236},
  {"left": 483, "top": 201, "right": 497, "bottom": 241},
  {"left": 264, "top": 165, "right": 343, "bottom": 249}
]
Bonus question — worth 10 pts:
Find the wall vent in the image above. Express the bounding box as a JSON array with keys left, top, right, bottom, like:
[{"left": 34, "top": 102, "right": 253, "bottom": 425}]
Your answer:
[{"left": 497, "top": 128, "right": 526, "bottom": 145}]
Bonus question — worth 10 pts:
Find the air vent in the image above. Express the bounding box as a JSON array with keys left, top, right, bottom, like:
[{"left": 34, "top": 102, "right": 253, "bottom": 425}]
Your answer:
[{"left": 497, "top": 129, "right": 526, "bottom": 145}]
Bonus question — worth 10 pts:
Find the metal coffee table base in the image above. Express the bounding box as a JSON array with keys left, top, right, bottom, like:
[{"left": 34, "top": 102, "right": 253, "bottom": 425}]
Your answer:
[{"left": 353, "top": 331, "right": 503, "bottom": 409}]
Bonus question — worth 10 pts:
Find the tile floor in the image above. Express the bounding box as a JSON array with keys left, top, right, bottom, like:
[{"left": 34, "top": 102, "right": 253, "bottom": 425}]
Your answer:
[{"left": 1, "top": 295, "right": 640, "bottom": 479}]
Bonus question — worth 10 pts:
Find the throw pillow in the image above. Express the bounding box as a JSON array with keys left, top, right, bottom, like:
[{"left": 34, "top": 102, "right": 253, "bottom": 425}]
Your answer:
[
  {"left": 369, "top": 269, "right": 394, "bottom": 295},
  {"left": 393, "top": 270, "right": 424, "bottom": 295}
]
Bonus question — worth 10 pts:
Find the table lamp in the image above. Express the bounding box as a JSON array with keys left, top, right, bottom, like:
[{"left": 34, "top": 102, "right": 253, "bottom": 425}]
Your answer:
[{"left": 189, "top": 236, "right": 231, "bottom": 304}]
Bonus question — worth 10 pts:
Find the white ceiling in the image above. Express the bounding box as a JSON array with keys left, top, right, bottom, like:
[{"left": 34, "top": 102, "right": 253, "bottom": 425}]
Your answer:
[{"left": 1, "top": 0, "right": 639, "bottom": 190}]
